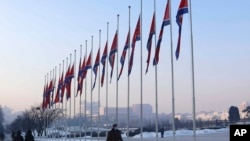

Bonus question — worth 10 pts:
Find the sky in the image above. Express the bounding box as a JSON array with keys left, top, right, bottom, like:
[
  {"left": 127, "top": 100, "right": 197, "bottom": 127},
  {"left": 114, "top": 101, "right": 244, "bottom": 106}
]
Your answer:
[{"left": 0, "top": 0, "right": 250, "bottom": 115}]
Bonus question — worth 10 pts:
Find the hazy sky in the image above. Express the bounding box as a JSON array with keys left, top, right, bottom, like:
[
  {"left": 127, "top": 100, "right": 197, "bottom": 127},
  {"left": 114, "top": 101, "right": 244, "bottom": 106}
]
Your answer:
[{"left": 0, "top": 0, "right": 249, "bottom": 115}]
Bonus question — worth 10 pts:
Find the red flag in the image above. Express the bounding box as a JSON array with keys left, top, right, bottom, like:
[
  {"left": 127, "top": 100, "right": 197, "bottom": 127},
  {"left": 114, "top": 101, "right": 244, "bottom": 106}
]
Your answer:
[
  {"left": 54, "top": 75, "right": 62, "bottom": 104},
  {"left": 109, "top": 31, "right": 118, "bottom": 82},
  {"left": 118, "top": 31, "right": 130, "bottom": 80},
  {"left": 175, "top": 0, "right": 188, "bottom": 60},
  {"left": 77, "top": 57, "right": 86, "bottom": 96},
  {"left": 128, "top": 16, "right": 140, "bottom": 75},
  {"left": 153, "top": 0, "right": 170, "bottom": 65},
  {"left": 101, "top": 41, "right": 108, "bottom": 87},
  {"left": 145, "top": 13, "right": 156, "bottom": 74},
  {"left": 64, "top": 64, "right": 74, "bottom": 100},
  {"left": 92, "top": 48, "right": 100, "bottom": 90}
]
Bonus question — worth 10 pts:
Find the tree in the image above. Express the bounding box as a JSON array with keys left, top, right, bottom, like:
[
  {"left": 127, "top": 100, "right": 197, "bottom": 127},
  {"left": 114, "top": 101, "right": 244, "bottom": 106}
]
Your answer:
[
  {"left": 0, "top": 105, "right": 4, "bottom": 133},
  {"left": 242, "top": 106, "right": 250, "bottom": 119},
  {"left": 6, "top": 106, "right": 63, "bottom": 136},
  {"left": 228, "top": 106, "right": 240, "bottom": 123}
]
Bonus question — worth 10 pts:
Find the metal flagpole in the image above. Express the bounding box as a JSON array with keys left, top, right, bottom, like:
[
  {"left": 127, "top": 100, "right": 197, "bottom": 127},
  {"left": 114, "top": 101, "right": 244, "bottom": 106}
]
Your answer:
[
  {"left": 84, "top": 40, "right": 87, "bottom": 141},
  {"left": 105, "top": 22, "right": 109, "bottom": 138},
  {"left": 153, "top": 0, "right": 159, "bottom": 140},
  {"left": 127, "top": 5, "right": 131, "bottom": 141},
  {"left": 140, "top": 0, "right": 143, "bottom": 141},
  {"left": 98, "top": 29, "right": 101, "bottom": 141},
  {"left": 90, "top": 35, "right": 93, "bottom": 141},
  {"left": 65, "top": 57, "right": 68, "bottom": 140},
  {"left": 79, "top": 45, "right": 82, "bottom": 141},
  {"left": 62, "top": 60, "right": 66, "bottom": 141},
  {"left": 69, "top": 53, "right": 72, "bottom": 141},
  {"left": 188, "top": 0, "right": 196, "bottom": 141},
  {"left": 116, "top": 14, "right": 119, "bottom": 124},
  {"left": 169, "top": 0, "right": 176, "bottom": 141},
  {"left": 74, "top": 50, "right": 76, "bottom": 140}
]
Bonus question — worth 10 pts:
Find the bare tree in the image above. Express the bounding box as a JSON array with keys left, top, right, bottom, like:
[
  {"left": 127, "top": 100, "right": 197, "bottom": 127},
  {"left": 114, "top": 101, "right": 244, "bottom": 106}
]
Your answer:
[
  {"left": 242, "top": 106, "right": 250, "bottom": 119},
  {"left": 6, "top": 106, "right": 63, "bottom": 137}
]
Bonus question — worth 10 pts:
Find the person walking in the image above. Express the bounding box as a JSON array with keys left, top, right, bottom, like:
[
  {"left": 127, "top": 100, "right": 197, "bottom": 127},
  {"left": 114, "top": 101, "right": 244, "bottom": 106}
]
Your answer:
[
  {"left": 14, "top": 130, "right": 24, "bottom": 141},
  {"left": 24, "top": 130, "right": 34, "bottom": 141},
  {"left": 11, "top": 131, "right": 16, "bottom": 141},
  {"left": 106, "top": 124, "right": 123, "bottom": 141},
  {"left": 160, "top": 127, "right": 164, "bottom": 138}
]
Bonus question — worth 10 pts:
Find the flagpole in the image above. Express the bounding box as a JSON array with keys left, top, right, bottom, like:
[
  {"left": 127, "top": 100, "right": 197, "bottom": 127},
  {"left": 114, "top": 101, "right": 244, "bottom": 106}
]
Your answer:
[
  {"left": 188, "top": 0, "right": 196, "bottom": 141},
  {"left": 106, "top": 22, "right": 109, "bottom": 137},
  {"left": 62, "top": 59, "right": 66, "bottom": 141},
  {"left": 90, "top": 35, "right": 93, "bottom": 141},
  {"left": 169, "top": 0, "right": 176, "bottom": 141},
  {"left": 66, "top": 57, "right": 68, "bottom": 139},
  {"left": 127, "top": 5, "right": 131, "bottom": 141},
  {"left": 151, "top": 0, "right": 159, "bottom": 140},
  {"left": 116, "top": 14, "right": 119, "bottom": 124},
  {"left": 73, "top": 50, "right": 76, "bottom": 140},
  {"left": 140, "top": 0, "right": 143, "bottom": 141},
  {"left": 69, "top": 53, "right": 72, "bottom": 141},
  {"left": 84, "top": 40, "right": 87, "bottom": 141},
  {"left": 98, "top": 29, "right": 101, "bottom": 141},
  {"left": 79, "top": 44, "right": 82, "bottom": 141}
]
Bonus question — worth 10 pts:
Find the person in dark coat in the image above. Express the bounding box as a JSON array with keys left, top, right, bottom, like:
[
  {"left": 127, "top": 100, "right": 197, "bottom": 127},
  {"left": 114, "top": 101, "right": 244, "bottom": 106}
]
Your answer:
[
  {"left": 11, "top": 131, "right": 16, "bottom": 141},
  {"left": 14, "top": 130, "right": 24, "bottom": 141},
  {"left": 106, "top": 124, "right": 123, "bottom": 141},
  {"left": 160, "top": 127, "right": 164, "bottom": 138},
  {"left": 24, "top": 130, "right": 34, "bottom": 141},
  {"left": 0, "top": 132, "right": 4, "bottom": 141}
]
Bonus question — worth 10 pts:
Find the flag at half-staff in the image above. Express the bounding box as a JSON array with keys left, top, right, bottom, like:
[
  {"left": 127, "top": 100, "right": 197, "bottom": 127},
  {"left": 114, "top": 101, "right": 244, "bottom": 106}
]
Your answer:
[
  {"left": 175, "top": 0, "right": 188, "bottom": 60},
  {"left": 118, "top": 31, "right": 130, "bottom": 80},
  {"left": 109, "top": 31, "right": 118, "bottom": 82},
  {"left": 153, "top": 0, "right": 170, "bottom": 65},
  {"left": 77, "top": 57, "right": 86, "bottom": 96},
  {"left": 54, "top": 72, "right": 63, "bottom": 104},
  {"left": 64, "top": 64, "right": 74, "bottom": 100},
  {"left": 92, "top": 48, "right": 100, "bottom": 90},
  {"left": 128, "top": 15, "right": 141, "bottom": 75},
  {"left": 145, "top": 12, "right": 156, "bottom": 73},
  {"left": 101, "top": 41, "right": 108, "bottom": 87}
]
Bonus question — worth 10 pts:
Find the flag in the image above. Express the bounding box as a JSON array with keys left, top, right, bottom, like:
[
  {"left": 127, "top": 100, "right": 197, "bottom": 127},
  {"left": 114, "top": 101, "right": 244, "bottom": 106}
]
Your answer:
[
  {"left": 176, "top": 0, "right": 188, "bottom": 60},
  {"left": 128, "top": 16, "right": 140, "bottom": 75},
  {"left": 83, "top": 51, "right": 92, "bottom": 75},
  {"left": 145, "top": 13, "right": 156, "bottom": 74},
  {"left": 92, "top": 48, "right": 100, "bottom": 90},
  {"left": 101, "top": 41, "right": 108, "bottom": 87},
  {"left": 54, "top": 75, "right": 62, "bottom": 104},
  {"left": 64, "top": 64, "right": 74, "bottom": 100},
  {"left": 77, "top": 57, "right": 86, "bottom": 96},
  {"left": 60, "top": 72, "right": 65, "bottom": 103},
  {"left": 45, "top": 79, "right": 53, "bottom": 109},
  {"left": 42, "top": 83, "right": 47, "bottom": 110},
  {"left": 79, "top": 51, "right": 92, "bottom": 90},
  {"left": 118, "top": 31, "right": 130, "bottom": 80},
  {"left": 153, "top": 0, "right": 170, "bottom": 65},
  {"left": 109, "top": 31, "right": 118, "bottom": 82}
]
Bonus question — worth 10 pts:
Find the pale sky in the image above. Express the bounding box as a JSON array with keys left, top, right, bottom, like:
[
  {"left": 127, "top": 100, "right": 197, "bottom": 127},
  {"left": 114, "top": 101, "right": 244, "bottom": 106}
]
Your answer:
[{"left": 0, "top": 0, "right": 250, "bottom": 115}]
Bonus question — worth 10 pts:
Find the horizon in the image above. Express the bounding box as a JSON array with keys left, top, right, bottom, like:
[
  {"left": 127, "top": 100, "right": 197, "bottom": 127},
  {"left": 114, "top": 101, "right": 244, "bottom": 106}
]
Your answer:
[{"left": 0, "top": 0, "right": 250, "bottom": 115}]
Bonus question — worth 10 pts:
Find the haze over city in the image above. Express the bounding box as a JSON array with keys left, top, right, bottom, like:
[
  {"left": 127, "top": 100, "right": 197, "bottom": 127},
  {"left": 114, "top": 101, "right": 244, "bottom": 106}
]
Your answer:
[{"left": 0, "top": 0, "right": 249, "bottom": 116}]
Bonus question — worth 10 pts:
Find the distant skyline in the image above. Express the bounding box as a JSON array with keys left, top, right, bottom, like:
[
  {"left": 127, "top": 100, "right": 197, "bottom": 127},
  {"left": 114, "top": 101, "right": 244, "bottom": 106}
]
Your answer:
[{"left": 0, "top": 0, "right": 250, "bottom": 115}]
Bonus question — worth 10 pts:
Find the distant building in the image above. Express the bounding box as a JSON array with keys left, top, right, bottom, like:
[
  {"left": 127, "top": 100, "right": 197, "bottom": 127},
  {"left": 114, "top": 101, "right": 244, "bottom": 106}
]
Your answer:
[
  {"left": 132, "top": 104, "right": 153, "bottom": 120},
  {"left": 239, "top": 101, "right": 250, "bottom": 119}
]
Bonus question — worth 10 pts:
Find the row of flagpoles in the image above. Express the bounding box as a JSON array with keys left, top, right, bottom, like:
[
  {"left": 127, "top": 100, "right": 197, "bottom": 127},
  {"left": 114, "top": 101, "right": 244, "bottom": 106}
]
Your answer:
[{"left": 41, "top": 0, "right": 196, "bottom": 141}]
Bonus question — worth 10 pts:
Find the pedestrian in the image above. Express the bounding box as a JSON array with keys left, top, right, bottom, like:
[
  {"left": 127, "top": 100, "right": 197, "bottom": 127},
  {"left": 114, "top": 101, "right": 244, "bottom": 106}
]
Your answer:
[
  {"left": 160, "top": 127, "right": 164, "bottom": 138},
  {"left": 0, "top": 132, "right": 4, "bottom": 141},
  {"left": 106, "top": 124, "right": 123, "bottom": 141},
  {"left": 24, "top": 130, "right": 34, "bottom": 141},
  {"left": 14, "top": 130, "right": 24, "bottom": 141},
  {"left": 11, "top": 131, "right": 16, "bottom": 141}
]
